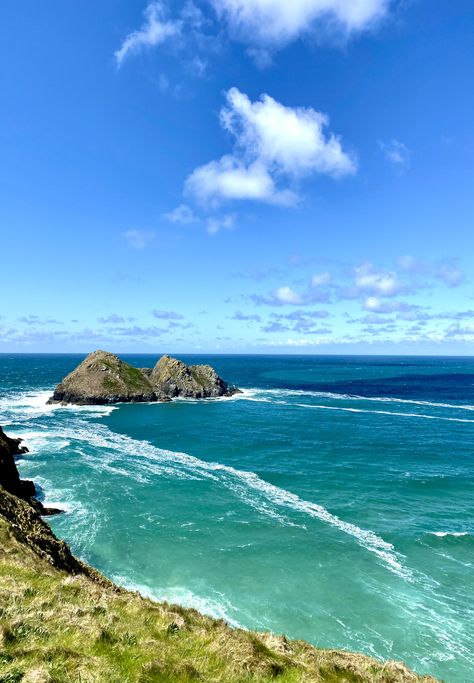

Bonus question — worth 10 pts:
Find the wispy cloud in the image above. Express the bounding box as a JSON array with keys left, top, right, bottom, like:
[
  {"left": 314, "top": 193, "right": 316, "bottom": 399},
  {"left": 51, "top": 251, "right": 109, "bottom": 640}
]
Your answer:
[
  {"left": 97, "top": 314, "right": 137, "bottom": 324},
  {"left": 206, "top": 214, "right": 235, "bottom": 234},
  {"left": 445, "top": 322, "right": 474, "bottom": 338},
  {"left": 109, "top": 325, "right": 167, "bottom": 338},
  {"left": 311, "top": 272, "right": 331, "bottom": 286},
  {"left": 398, "top": 255, "right": 465, "bottom": 287},
  {"left": 17, "top": 315, "right": 62, "bottom": 325},
  {"left": 115, "top": 0, "right": 392, "bottom": 72},
  {"left": 380, "top": 139, "right": 411, "bottom": 171},
  {"left": 230, "top": 310, "right": 262, "bottom": 322},
  {"left": 163, "top": 203, "right": 198, "bottom": 224},
  {"left": 261, "top": 309, "right": 330, "bottom": 334},
  {"left": 434, "top": 259, "right": 465, "bottom": 287},
  {"left": 152, "top": 309, "right": 185, "bottom": 320},
  {"left": 115, "top": 1, "right": 181, "bottom": 67},
  {"left": 123, "top": 229, "right": 155, "bottom": 249}
]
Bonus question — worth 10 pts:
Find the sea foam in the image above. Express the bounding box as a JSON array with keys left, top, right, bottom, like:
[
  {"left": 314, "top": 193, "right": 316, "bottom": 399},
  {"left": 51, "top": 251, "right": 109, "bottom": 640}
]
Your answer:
[
  {"left": 238, "top": 388, "right": 474, "bottom": 412},
  {"left": 25, "top": 412, "right": 413, "bottom": 582}
]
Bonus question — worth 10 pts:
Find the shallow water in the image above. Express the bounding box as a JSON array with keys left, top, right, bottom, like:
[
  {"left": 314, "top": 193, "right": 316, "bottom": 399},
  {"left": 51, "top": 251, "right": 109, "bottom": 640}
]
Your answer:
[{"left": 1, "top": 354, "right": 473, "bottom": 682}]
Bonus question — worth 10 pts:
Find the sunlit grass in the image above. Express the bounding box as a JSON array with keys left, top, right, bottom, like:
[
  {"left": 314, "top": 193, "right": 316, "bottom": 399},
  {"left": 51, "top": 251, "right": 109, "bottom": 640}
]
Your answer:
[{"left": 0, "top": 516, "right": 439, "bottom": 683}]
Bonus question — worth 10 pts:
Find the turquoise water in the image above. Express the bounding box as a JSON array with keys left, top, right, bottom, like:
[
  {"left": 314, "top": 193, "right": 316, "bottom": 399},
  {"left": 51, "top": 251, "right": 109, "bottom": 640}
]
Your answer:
[{"left": 1, "top": 354, "right": 473, "bottom": 682}]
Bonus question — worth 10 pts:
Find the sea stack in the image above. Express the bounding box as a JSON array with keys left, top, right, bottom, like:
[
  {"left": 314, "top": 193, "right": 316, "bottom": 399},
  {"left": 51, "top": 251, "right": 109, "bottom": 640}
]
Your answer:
[
  {"left": 47, "top": 350, "right": 239, "bottom": 405},
  {"left": 47, "top": 350, "right": 157, "bottom": 405}
]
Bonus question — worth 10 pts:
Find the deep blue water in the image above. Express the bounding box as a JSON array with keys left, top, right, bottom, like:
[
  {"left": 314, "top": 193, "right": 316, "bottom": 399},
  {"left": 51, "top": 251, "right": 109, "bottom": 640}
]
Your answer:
[{"left": 1, "top": 354, "right": 473, "bottom": 682}]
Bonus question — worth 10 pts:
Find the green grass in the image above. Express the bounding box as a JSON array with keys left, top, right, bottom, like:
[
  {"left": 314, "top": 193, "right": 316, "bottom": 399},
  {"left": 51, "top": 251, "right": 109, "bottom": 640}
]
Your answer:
[
  {"left": 0, "top": 516, "right": 440, "bottom": 683},
  {"left": 118, "top": 364, "right": 152, "bottom": 391},
  {"left": 90, "top": 357, "right": 152, "bottom": 394}
]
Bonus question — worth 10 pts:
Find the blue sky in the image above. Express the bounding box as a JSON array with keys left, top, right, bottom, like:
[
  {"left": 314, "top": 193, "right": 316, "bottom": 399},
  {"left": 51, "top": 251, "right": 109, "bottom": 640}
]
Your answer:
[{"left": 0, "top": 0, "right": 473, "bottom": 353}]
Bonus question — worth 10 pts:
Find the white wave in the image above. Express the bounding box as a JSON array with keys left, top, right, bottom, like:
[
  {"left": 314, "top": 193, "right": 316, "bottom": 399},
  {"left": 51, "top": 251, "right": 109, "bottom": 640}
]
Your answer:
[
  {"left": 0, "top": 390, "right": 57, "bottom": 422},
  {"left": 0, "top": 389, "right": 116, "bottom": 425},
  {"left": 34, "top": 418, "right": 411, "bottom": 581},
  {"left": 292, "top": 402, "right": 474, "bottom": 424},
  {"left": 239, "top": 388, "right": 474, "bottom": 412},
  {"left": 429, "top": 532, "right": 469, "bottom": 538},
  {"left": 64, "top": 404, "right": 117, "bottom": 416},
  {"left": 1, "top": 386, "right": 413, "bottom": 579},
  {"left": 234, "top": 388, "right": 274, "bottom": 403}
]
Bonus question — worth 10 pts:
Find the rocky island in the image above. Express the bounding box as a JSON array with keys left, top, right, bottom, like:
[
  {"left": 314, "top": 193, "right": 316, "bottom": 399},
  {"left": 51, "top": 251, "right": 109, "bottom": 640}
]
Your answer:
[
  {"left": 0, "top": 425, "right": 439, "bottom": 682},
  {"left": 47, "top": 350, "right": 240, "bottom": 405}
]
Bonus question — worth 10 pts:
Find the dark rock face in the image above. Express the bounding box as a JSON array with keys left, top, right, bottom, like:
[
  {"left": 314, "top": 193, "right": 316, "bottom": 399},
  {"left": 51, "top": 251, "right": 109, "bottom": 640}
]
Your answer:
[
  {"left": 48, "top": 350, "right": 239, "bottom": 405},
  {"left": 0, "top": 484, "right": 112, "bottom": 584},
  {"left": 0, "top": 426, "right": 61, "bottom": 516},
  {"left": 148, "top": 355, "right": 237, "bottom": 398}
]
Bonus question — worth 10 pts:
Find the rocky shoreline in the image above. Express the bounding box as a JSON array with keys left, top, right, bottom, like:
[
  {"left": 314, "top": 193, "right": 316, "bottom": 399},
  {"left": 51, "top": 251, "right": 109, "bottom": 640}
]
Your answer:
[
  {"left": 0, "top": 426, "right": 61, "bottom": 516},
  {"left": 47, "top": 350, "right": 240, "bottom": 405}
]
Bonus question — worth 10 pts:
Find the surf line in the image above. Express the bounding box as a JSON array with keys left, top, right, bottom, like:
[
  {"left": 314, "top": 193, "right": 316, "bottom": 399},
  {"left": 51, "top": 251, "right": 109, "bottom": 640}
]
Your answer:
[
  {"left": 10, "top": 395, "right": 414, "bottom": 584},
  {"left": 291, "top": 403, "right": 474, "bottom": 423},
  {"left": 48, "top": 415, "right": 415, "bottom": 583},
  {"left": 238, "top": 388, "right": 474, "bottom": 412}
]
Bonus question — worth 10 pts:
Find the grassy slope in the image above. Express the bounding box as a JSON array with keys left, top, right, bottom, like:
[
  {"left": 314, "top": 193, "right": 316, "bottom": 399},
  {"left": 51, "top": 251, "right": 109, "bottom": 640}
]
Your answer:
[
  {"left": 90, "top": 357, "right": 153, "bottom": 394},
  {"left": 0, "top": 516, "right": 440, "bottom": 683}
]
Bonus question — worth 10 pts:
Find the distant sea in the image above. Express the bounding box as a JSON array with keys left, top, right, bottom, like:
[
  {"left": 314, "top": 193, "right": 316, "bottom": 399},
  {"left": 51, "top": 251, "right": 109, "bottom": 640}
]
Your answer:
[{"left": 1, "top": 354, "right": 473, "bottom": 682}]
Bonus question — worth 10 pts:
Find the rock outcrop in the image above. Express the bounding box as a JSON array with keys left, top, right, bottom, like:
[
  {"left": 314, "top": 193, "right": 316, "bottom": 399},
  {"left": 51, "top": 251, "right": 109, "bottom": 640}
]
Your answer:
[
  {"left": 0, "top": 484, "right": 111, "bottom": 583},
  {"left": 0, "top": 426, "right": 61, "bottom": 516},
  {"left": 147, "top": 354, "right": 236, "bottom": 398},
  {"left": 47, "top": 350, "right": 157, "bottom": 405},
  {"left": 48, "top": 350, "right": 239, "bottom": 405}
]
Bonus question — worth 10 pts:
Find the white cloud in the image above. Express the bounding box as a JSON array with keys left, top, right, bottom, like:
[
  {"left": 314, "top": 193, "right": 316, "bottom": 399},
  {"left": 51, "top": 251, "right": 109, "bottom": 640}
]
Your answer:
[
  {"left": 206, "top": 214, "right": 235, "bottom": 234},
  {"left": 210, "top": 0, "right": 390, "bottom": 47},
  {"left": 163, "top": 203, "right": 198, "bottom": 224},
  {"left": 363, "top": 296, "right": 383, "bottom": 311},
  {"left": 123, "top": 229, "right": 155, "bottom": 249},
  {"left": 186, "top": 88, "right": 355, "bottom": 205},
  {"left": 354, "top": 263, "right": 399, "bottom": 296},
  {"left": 222, "top": 88, "right": 356, "bottom": 177},
  {"left": 380, "top": 139, "right": 411, "bottom": 171},
  {"left": 115, "top": 1, "right": 181, "bottom": 66},
  {"left": 362, "top": 297, "right": 416, "bottom": 313},
  {"left": 186, "top": 156, "right": 297, "bottom": 205},
  {"left": 275, "top": 286, "right": 303, "bottom": 304},
  {"left": 114, "top": 1, "right": 392, "bottom": 73}
]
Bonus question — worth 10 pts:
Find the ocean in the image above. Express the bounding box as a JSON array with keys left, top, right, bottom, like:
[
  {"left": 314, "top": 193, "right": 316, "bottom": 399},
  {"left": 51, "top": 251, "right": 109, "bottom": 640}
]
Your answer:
[{"left": 0, "top": 353, "right": 473, "bottom": 682}]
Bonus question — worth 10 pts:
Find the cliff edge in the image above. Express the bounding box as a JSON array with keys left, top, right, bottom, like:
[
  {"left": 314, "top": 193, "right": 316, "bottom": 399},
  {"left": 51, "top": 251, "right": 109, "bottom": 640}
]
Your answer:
[{"left": 0, "top": 426, "right": 60, "bottom": 516}]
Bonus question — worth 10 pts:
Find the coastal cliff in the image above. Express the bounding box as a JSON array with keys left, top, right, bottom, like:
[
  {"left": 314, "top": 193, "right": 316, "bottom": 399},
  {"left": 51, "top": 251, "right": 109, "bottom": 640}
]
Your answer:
[
  {"left": 0, "top": 427, "right": 440, "bottom": 683},
  {"left": 47, "top": 350, "right": 239, "bottom": 405},
  {"left": 0, "top": 426, "right": 60, "bottom": 516}
]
